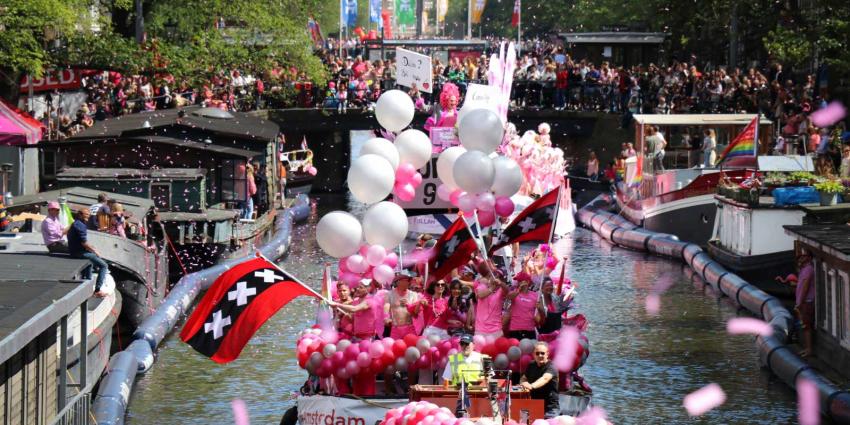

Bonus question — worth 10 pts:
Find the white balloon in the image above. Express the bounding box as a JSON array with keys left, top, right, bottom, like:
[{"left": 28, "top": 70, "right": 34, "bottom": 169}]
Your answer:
[
  {"left": 457, "top": 103, "right": 502, "bottom": 129},
  {"left": 436, "top": 146, "right": 466, "bottom": 189},
  {"left": 348, "top": 154, "right": 395, "bottom": 204},
  {"left": 394, "top": 130, "right": 432, "bottom": 169},
  {"left": 316, "top": 211, "right": 362, "bottom": 258},
  {"left": 458, "top": 109, "right": 504, "bottom": 153},
  {"left": 490, "top": 156, "right": 524, "bottom": 197},
  {"left": 375, "top": 90, "right": 415, "bottom": 132},
  {"left": 452, "top": 151, "right": 495, "bottom": 193},
  {"left": 361, "top": 137, "right": 399, "bottom": 170},
  {"left": 362, "top": 201, "right": 408, "bottom": 248}
]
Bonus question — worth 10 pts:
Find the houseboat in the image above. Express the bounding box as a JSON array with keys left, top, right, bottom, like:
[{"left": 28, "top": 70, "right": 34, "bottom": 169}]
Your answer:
[
  {"left": 616, "top": 114, "right": 773, "bottom": 245},
  {"left": 3, "top": 186, "right": 169, "bottom": 328},
  {"left": 38, "top": 106, "right": 285, "bottom": 277},
  {"left": 784, "top": 225, "right": 850, "bottom": 380}
]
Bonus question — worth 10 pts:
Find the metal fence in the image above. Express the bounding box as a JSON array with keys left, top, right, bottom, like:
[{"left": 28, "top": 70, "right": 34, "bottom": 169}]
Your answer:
[{"left": 49, "top": 389, "right": 92, "bottom": 425}]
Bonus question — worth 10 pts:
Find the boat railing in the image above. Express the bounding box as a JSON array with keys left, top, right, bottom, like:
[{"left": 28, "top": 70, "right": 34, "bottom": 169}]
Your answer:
[{"left": 87, "top": 231, "right": 167, "bottom": 287}]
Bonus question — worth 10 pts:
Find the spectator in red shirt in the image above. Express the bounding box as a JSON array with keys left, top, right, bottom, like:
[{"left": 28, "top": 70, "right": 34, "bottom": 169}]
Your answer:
[{"left": 555, "top": 64, "right": 569, "bottom": 110}]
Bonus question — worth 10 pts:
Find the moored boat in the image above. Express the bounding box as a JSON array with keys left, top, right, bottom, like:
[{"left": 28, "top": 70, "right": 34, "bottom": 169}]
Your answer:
[{"left": 281, "top": 148, "right": 315, "bottom": 197}]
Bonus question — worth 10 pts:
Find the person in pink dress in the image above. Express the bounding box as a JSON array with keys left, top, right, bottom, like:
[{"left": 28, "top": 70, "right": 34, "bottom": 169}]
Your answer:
[
  {"left": 424, "top": 83, "right": 460, "bottom": 131},
  {"left": 328, "top": 279, "right": 380, "bottom": 395},
  {"left": 474, "top": 262, "right": 509, "bottom": 339}
]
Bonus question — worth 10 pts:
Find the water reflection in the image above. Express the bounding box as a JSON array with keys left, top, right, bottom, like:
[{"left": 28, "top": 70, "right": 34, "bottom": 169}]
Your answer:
[{"left": 127, "top": 199, "right": 798, "bottom": 424}]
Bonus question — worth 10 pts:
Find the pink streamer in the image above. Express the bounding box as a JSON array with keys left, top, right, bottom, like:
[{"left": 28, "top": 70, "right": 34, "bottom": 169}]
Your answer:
[
  {"left": 726, "top": 317, "right": 774, "bottom": 337},
  {"left": 232, "top": 399, "right": 250, "bottom": 425},
  {"left": 683, "top": 383, "right": 726, "bottom": 417},
  {"left": 552, "top": 326, "right": 579, "bottom": 372},
  {"left": 797, "top": 377, "right": 820, "bottom": 425},
  {"left": 810, "top": 101, "right": 846, "bottom": 128}
]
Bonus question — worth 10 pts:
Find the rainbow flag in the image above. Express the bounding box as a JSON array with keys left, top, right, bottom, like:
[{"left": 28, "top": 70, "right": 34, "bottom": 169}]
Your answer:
[{"left": 717, "top": 116, "right": 759, "bottom": 164}]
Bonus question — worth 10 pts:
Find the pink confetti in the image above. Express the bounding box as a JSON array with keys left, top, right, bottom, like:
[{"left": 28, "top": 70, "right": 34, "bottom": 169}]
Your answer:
[
  {"left": 797, "top": 377, "right": 820, "bottom": 425},
  {"left": 652, "top": 273, "right": 675, "bottom": 293},
  {"left": 683, "top": 383, "right": 726, "bottom": 417},
  {"left": 552, "top": 326, "right": 580, "bottom": 372},
  {"left": 232, "top": 399, "right": 250, "bottom": 425},
  {"left": 810, "top": 101, "right": 846, "bottom": 128},
  {"left": 645, "top": 294, "right": 661, "bottom": 315},
  {"left": 575, "top": 406, "right": 608, "bottom": 425},
  {"left": 726, "top": 317, "right": 774, "bottom": 337}
]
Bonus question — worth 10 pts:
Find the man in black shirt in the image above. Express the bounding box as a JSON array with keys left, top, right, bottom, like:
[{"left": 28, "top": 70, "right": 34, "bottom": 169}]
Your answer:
[
  {"left": 520, "top": 342, "right": 559, "bottom": 418},
  {"left": 68, "top": 207, "right": 110, "bottom": 297}
]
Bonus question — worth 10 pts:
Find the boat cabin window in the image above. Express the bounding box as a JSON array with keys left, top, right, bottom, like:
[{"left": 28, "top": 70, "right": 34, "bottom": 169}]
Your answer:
[
  {"left": 220, "top": 158, "right": 248, "bottom": 202},
  {"left": 151, "top": 183, "right": 171, "bottom": 210}
]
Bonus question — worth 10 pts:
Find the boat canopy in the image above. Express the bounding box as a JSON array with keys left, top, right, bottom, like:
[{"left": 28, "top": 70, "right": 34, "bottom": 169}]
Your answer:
[{"left": 632, "top": 114, "right": 773, "bottom": 126}]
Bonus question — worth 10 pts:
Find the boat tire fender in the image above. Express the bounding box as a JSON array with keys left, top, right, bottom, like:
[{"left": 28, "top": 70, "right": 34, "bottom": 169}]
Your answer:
[
  {"left": 701, "top": 262, "right": 727, "bottom": 291},
  {"left": 609, "top": 226, "right": 625, "bottom": 245},
  {"left": 689, "top": 252, "right": 713, "bottom": 277},
  {"left": 92, "top": 351, "right": 139, "bottom": 423},
  {"left": 825, "top": 390, "right": 850, "bottom": 422}
]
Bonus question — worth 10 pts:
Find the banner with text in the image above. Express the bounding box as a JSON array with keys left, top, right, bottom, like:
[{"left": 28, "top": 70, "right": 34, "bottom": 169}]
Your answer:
[
  {"left": 298, "top": 395, "right": 407, "bottom": 425},
  {"left": 471, "top": 0, "right": 487, "bottom": 24},
  {"left": 463, "top": 83, "right": 501, "bottom": 111},
  {"left": 395, "top": 47, "right": 434, "bottom": 93},
  {"left": 394, "top": 155, "right": 452, "bottom": 210}
]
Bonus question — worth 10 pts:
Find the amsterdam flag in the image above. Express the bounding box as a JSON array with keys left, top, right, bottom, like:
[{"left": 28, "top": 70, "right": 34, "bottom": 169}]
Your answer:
[
  {"left": 489, "top": 187, "right": 559, "bottom": 253},
  {"left": 180, "top": 257, "right": 320, "bottom": 363},
  {"left": 429, "top": 217, "right": 479, "bottom": 282}
]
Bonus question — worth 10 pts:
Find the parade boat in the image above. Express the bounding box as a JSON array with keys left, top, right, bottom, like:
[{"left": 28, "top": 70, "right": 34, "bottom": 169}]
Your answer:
[
  {"left": 281, "top": 148, "right": 315, "bottom": 197},
  {"left": 616, "top": 114, "right": 773, "bottom": 245},
  {"left": 39, "top": 106, "right": 288, "bottom": 278},
  {"left": 3, "top": 186, "right": 169, "bottom": 327}
]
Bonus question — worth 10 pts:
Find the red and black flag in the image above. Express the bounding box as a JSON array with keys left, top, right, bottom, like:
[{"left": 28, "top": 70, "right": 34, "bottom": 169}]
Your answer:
[
  {"left": 429, "top": 217, "right": 479, "bottom": 282},
  {"left": 489, "top": 187, "right": 559, "bottom": 253},
  {"left": 180, "top": 256, "right": 320, "bottom": 363}
]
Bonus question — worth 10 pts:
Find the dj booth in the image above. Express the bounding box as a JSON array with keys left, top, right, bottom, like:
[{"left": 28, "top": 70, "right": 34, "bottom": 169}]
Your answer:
[{"left": 410, "top": 385, "right": 545, "bottom": 420}]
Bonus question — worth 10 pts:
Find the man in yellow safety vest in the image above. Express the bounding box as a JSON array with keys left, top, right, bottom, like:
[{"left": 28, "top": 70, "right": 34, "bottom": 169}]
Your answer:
[{"left": 442, "top": 334, "right": 486, "bottom": 386}]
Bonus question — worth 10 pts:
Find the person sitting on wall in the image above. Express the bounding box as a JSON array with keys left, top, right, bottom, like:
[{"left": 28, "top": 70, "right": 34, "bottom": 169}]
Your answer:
[
  {"left": 42, "top": 201, "right": 69, "bottom": 253},
  {"left": 68, "top": 207, "right": 109, "bottom": 298}
]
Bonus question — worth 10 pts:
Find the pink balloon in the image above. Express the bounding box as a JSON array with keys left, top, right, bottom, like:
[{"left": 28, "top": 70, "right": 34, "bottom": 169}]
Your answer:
[
  {"left": 437, "top": 184, "right": 453, "bottom": 201},
  {"left": 369, "top": 341, "right": 385, "bottom": 358},
  {"left": 396, "top": 183, "right": 416, "bottom": 202},
  {"left": 373, "top": 264, "right": 395, "bottom": 284},
  {"left": 338, "top": 258, "right": 350, "bottom": 272},
  {"left": 475, "top": 192, "right": 496, "bottom": 210},
  {"left": 339, "top": 271, "right": 360, "bottom": 285},
  {"left": 457, "top": 193, "right": 475, "bottom": 212},
  {"left": 473, "top": 335, "right": 486, "bottom": 347},
  {"left": 478, "top": 209, "right": 496, "bottom": 227},
  {"left": 494, "top": 196, "right": 515, "bottom": 217},
  {"left": 344, "top": 344, "right": 360, "bottom": 360},
  {"left": 411, "top": 172, "right": 423, "bottom": 187},
  {"left": 366, "top": 244, "right": 387, "bottom": 266},
  {"left": 384, "top": 252, "right": 399, "bottom": 268},
  {"left": 357, "top": 352, "right": 371, "bottom": 368},
  {"left": 308, "top": 166, "right": 318, "bottom": 176},
  {"left": 347, "top": 255, "right": 369, "bottom": 274},
  {"left": 449, "top": 189, "right": 463, "bottom": 206}
]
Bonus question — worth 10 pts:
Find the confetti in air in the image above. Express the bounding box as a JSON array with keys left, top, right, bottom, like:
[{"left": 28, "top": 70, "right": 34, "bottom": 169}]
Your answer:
[
  {"left": 231, "top": 399, "right": 250, "bottom": 425},
  {"left": 683, "top": 383, "right": 726, "bottom": 417},
  {"left": 810, "top": 101, "right": 846, "bottom": 128},
  {"left": 726, "top": 317, "right": 774, "bottom": 337},
  {"left": 797, "top": 378, "right": 820, "bottom": 425}
]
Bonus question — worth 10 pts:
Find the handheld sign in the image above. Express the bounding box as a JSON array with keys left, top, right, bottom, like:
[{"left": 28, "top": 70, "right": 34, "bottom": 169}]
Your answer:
[{"left": 395, "top": 47, "right": 433, "bottom": 93}]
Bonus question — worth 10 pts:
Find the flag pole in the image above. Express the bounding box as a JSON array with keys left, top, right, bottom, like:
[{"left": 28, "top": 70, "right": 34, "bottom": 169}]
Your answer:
[
  {"left": 547, "top": 182, "right": 563, "bottom": 245},
  {"left": 460, "top": 213, "right": 497, "bottom": 277},
  {"left": 517, "top": 0, "right": 521, "bottom": 48},
  {"left": 255, "top": 251, "right": 331, "bottom": 303}
]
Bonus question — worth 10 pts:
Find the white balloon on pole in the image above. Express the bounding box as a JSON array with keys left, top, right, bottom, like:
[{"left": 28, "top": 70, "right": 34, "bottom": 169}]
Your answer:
[
  {"left": 375, "top": 90, "right": 415, "bottom": 132},
  {"left": 458, "top": 109, "right": 504, "bottom": 153},
  {"left": 436, "top": 146, "right": 466, "bottom": 189},
  {"left": 394, "top": 129, "right": 432, "bottom": 169},
  {"left": 361, "top": 137, "right": 400, "bottom": 170},
  {"left": 452, "top": 151, "right": 495, "bottom": 193},
  {"left": 362, "top": 201, "right": 408, "bottom": 248},
  {"left": 348, "top": 154, "right": 395, "bottom": 204},
  {"left": 490, "top": 156, "right": 524, "bottom": 197},
  {"left": 316, "top": 211, "right": 362, "bottom": 258}
]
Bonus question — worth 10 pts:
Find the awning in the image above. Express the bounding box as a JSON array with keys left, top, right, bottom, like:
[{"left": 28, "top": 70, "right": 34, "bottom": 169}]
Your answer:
[{"left": 0, "top": 99, "right": 43, "bottom": 146}]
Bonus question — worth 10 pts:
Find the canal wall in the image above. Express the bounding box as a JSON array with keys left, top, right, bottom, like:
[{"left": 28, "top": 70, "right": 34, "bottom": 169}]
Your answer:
[
  {"left": 91, "top": 195, "right": 312, "bottom": 425},
  {"left": 577, "top": 194, "right": 850, "bottom": 423}
]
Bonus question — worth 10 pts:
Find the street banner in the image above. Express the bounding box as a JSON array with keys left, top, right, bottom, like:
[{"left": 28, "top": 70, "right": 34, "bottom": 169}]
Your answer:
[
  {"left": 19, "top": 69, "right": 93, "bottom": 93},
  {"left": 395, "top": 0, "right": 416, "bottom": 26},
  {"left": 297, "top": 396, "right": 408, "bottom": 425},
  {"left": 370, "top": 0, "right": 382, "bottom": 23},
  {"left": 437, "top": 0, "right": 449, "bottom": 23},
  {"left": 395, "top": 47, "right": 434, "bottom": 93},
  {"left": 471, "top": 0, "right": 487, "bottom": 24},
  {"left": 342, "top": 0, "right": 358, "bottom": 27}
]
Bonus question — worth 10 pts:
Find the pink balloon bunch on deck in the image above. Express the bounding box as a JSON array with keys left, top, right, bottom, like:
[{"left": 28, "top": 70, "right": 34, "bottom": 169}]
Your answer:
[
  {"left": 337, "top": 244, "right": 399, "bottom": 286},
  {"left": 394, "top": 162, "right": 423, "bottom": 202},
  {"left": 438, "top": 187, "right": 516, "bottom": 228},
  {"left": 380, "top": 401, "right": 607, "bottom": 425}
]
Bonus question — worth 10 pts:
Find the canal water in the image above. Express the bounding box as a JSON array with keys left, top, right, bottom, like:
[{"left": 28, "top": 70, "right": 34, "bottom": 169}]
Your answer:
[{"left": 126, "top": 196, "right": 799, "bottom": 424}]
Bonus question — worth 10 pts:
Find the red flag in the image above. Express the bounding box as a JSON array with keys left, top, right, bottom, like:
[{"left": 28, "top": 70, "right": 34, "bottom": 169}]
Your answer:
[
  {"left": 490, "top": 187, "right": 559, "bottom": 253},
  {"left": 180, "top": 257, "right": 320, "bottom": 363},
  {"left": 428, "top": 217, "right": 478, "bottom": 282},
  {"left": 511, "top": 0, "right": 520, "bottom": 27}
]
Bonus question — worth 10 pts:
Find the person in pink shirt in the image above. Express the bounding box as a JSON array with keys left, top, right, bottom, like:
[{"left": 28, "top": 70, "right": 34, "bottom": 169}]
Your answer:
[
  {"left": 383, "top": 272, "right": 421, "bottom": 394},
  {"left": 330, "top": 280, "right": 377, "bottom": 341},
  {"left": 474, "top": 263, "right": 509, "bottom": 339},
  {"left": 421, "top": 279, "right": 450, "bottom": 339},
  {"left": 331, "top": 282, "right": 354, "bottom": 337},
  {"left": 507, "top": 272, "right": 545, "bottom": 340}
]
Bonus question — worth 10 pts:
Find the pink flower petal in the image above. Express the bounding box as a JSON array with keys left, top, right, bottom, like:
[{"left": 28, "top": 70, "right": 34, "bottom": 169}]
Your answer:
[
  {"left": 797, "top": 377, "right": 820, "bottom": 425},
  {"left": 575, "top": 406, "right": 608, "bottom": 425},
  {"left": 810, "top": 101, "right": 846, "bottom": 128},
  {"left": 726, "top": 317, "right": 774, "bottom": 337},
  {"left": 232, "top": 399, "right": 250, "bottom": 425},
  {"left": 683, "top": 383, "right": 726, "bottom": 417}
]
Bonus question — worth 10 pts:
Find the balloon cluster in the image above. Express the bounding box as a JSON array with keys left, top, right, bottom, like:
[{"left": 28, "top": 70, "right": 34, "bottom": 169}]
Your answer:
[
  {"left": 316, "top": 90, "right": 431, "bottom": 260},
  {"left": 379, "top": 401, "right": 607, "bottom": 425},
  {"left": 337, "top": 243, "right": 400, "bottom": 286},
  {"left": 435, "top": 109, "right": 524, "bottom": 227},
  {"left": 296, "top": 329, "right": 588, "bottom": 379},
  {"left": 500, "top": 123, "right": 566, "bottom": 197}
]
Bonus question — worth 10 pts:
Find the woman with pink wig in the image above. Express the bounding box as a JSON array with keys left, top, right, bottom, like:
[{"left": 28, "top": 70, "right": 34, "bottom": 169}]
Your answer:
[{"left": 424, "top": 83, "right": 460, "bottom": 131}]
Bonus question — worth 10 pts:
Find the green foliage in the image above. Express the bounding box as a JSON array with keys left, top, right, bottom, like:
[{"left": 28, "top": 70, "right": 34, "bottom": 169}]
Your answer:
[
  {"left": 763, "top": 26, "right": 813, "bottom": 69},
  {"left": 0, "top": 0, "right": 85, "bottom": 78},
  {"left": 814, "top": 179, "right": 844, "bottom": 194}
]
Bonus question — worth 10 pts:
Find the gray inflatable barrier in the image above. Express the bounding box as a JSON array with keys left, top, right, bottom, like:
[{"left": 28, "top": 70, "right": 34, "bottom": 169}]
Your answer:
[
  {"left": 94, "top": 195, "right": 311, "bottom": 424},
  {"left": 577, "top": 196, "right": 850, "bottom": 423}
]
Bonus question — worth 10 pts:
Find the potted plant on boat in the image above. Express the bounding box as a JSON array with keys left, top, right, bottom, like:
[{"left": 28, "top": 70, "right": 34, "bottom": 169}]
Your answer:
[
  {"left": 789, "top": 171, "right": 819, "bottom": 186},
  {"left": 814, "top": 179, "right": 844, "bottom": 206}
]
